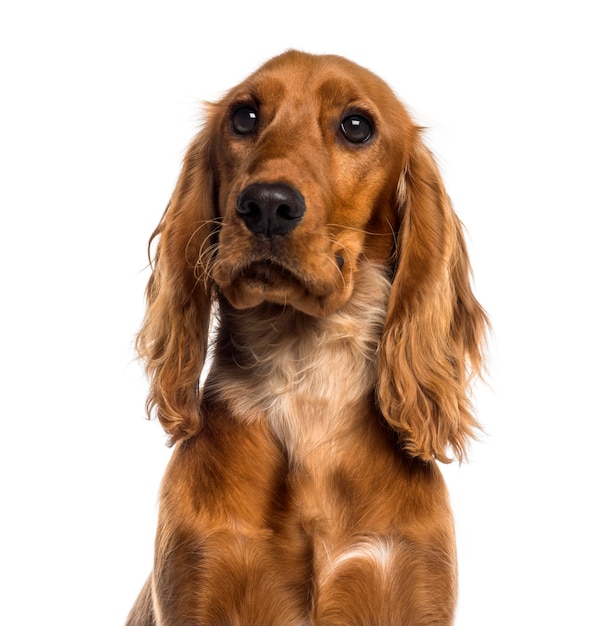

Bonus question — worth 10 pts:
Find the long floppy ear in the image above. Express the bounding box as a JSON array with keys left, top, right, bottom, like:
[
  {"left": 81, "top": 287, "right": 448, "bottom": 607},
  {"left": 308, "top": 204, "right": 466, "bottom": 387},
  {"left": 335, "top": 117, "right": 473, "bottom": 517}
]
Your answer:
[
  {"left": 136, "top": 127, "right": 216, "bottom": 445},
  {"left": 378, "top": 137, "right": 488, "bottom": 463}
]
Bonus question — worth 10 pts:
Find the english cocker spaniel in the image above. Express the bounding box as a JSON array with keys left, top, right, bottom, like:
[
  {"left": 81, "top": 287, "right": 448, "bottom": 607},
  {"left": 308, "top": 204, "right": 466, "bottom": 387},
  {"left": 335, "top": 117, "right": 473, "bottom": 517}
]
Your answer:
[{"left": 126, "top": 50, "right": 488, "bottom": 626}]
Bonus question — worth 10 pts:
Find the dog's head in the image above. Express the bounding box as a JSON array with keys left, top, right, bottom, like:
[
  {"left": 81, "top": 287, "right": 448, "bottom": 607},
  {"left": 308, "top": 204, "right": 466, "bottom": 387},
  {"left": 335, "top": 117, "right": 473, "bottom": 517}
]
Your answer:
[
  {"left": 137, "top": 51, "right": 488, "bottom": 462},
  {"left": 206, "top": 51, "right": 413, "bottom": 316}
]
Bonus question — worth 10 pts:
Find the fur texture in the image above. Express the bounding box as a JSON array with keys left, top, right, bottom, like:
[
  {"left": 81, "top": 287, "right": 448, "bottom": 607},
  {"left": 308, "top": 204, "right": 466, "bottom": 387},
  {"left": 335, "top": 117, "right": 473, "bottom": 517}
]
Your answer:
[{"left": 127, "top": 50, "right": 488, "bottom": 625}]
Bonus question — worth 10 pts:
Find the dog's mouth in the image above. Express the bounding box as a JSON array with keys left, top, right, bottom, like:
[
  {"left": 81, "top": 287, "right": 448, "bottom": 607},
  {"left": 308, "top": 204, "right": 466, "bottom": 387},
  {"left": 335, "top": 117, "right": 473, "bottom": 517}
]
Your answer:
[
  {"left": 220, "top": 259, "right": 311, "bottom": 308},
  {"left": 238, "top": 260, "right": 302, "bottom": 289},
  {"left": 217, "top": 256, "right": 351, "bottom": 317}
]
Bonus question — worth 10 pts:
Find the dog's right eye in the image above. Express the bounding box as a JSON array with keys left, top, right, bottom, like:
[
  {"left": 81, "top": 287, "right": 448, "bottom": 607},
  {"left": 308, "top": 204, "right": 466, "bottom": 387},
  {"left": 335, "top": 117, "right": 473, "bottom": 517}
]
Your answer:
[{"left": 231, "top": 106, "right": 258, "bottom": 135}]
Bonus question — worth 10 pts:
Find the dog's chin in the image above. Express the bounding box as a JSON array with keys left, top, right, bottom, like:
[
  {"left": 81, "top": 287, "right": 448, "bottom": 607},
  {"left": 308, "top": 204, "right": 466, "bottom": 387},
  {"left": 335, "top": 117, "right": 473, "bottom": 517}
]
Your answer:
[{"left": 219, "top": 262, "right": 351, "bottom": 318}]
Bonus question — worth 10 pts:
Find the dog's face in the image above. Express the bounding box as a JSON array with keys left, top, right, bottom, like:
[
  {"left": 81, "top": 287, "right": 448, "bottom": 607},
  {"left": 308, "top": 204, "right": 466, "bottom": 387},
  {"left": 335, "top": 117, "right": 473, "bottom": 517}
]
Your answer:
[
  {"left": 138, "top": 50, "right": 487, "bottom": 459},
  {"left": 207, "top": 51, "right": 416, "bottom": 317}
]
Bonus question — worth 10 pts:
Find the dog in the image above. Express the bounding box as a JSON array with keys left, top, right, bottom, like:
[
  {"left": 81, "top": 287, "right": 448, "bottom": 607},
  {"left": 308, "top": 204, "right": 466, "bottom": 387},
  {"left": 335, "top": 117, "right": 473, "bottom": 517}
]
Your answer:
[{"left": 126, "top": 50, "right": 488, "bottom": 625}]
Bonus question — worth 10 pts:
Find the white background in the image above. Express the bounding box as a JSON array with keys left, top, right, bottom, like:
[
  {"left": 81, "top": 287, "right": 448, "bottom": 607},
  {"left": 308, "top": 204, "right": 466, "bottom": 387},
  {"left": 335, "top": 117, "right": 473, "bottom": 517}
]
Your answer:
[{"left": 1, "top": 1, "right": 596, "bottom": 624}]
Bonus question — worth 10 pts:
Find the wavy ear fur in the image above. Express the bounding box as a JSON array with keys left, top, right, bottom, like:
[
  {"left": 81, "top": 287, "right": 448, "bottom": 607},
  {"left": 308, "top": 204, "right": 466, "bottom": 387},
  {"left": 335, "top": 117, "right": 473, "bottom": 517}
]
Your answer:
[
  {"left": 136, "top": 129, "right": 216, "bottom": 444},
  {"left": 378, "top": 137, "right": 488, "bottom": 463}
]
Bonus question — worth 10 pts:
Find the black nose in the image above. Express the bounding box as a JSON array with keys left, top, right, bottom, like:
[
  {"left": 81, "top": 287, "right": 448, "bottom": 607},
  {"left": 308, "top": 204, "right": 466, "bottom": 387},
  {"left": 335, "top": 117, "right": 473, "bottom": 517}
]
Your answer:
[{"left": 236, "top": 183, "right": 306, "bottom": 236}]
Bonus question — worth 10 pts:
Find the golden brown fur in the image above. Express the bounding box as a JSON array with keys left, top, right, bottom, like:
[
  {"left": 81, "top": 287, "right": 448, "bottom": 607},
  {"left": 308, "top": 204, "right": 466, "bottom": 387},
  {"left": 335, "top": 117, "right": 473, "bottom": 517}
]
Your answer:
[{"left": 127, "top": 50, "right": 488, "bottom": 625}]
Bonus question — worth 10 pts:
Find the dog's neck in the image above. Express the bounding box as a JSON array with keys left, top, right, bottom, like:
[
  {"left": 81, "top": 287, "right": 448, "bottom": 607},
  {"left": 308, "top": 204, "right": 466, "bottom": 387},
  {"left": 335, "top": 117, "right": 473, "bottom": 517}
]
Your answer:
[{"left": 203, "top": 263, "right": 391, "bottom": 464}]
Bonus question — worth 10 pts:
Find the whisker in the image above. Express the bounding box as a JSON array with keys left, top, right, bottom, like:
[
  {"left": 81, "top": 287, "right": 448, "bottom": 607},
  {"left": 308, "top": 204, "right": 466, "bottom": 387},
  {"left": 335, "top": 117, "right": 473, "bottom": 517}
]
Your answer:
[
  {"left": 325, "top": 222, "right": 394, "bottom": 238},
  {"left": 185, "top": 217, "right": 223, "bottom": 291},
  {"left": 184, "top": 218, "right": 223, "bottom": 266},
  {"left": 326, "top": 235, "right": 352, "bottom": 288}
]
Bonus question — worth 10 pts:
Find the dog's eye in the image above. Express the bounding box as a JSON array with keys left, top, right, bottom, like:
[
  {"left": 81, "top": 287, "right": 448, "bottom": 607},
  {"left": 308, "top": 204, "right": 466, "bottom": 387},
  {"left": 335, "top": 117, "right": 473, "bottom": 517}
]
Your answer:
[
  {"left": 231, "top": 106, "right": 258, "bottom": 135},
  {"left": 340, "top": 114, "right": 373, "bottom": 143}
]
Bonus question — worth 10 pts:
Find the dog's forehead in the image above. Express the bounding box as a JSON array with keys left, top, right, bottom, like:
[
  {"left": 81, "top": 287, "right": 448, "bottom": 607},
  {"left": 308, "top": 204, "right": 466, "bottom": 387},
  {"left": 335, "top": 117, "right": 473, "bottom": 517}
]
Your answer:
[{"left": 233, "top": 51, "right": 395, "bottom": 109}]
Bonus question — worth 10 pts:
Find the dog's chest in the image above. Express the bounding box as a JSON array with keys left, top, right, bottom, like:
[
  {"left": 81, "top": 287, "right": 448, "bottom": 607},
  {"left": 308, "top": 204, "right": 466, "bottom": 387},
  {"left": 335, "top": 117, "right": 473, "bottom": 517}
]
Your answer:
[
  {"left": 214, "top": 313, "right": 379, "bottom": 465},
  {"left": 207, "top": 265, "right": 390, "bottom": 461}
]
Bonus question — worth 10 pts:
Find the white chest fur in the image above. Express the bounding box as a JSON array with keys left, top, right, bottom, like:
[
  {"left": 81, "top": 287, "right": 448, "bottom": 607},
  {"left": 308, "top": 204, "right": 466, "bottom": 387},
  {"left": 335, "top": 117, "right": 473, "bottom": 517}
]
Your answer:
[{"left": 206, "top": 264, "right": 391, "bottom": 464}]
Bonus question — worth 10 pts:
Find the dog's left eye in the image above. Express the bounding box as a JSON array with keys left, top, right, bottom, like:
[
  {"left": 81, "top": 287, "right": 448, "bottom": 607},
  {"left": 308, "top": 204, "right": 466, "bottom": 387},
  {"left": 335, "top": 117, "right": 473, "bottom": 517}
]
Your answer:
[
  {"left": 231, "top": 106, "right": 258, "bottom": 135},
  {"left": 340, "top": 114, "right": 373, "bottom": 143}
]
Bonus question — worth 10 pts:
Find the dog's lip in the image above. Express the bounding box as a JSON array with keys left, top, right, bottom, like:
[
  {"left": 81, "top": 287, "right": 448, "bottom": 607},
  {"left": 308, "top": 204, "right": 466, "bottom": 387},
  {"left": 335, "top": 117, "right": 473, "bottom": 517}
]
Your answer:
[
  {"left": 237, "top": 260, "right": 307, "bottom": 289},
  {"left": 219, "top": 255, "right": 352, "bottom": 317}
]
